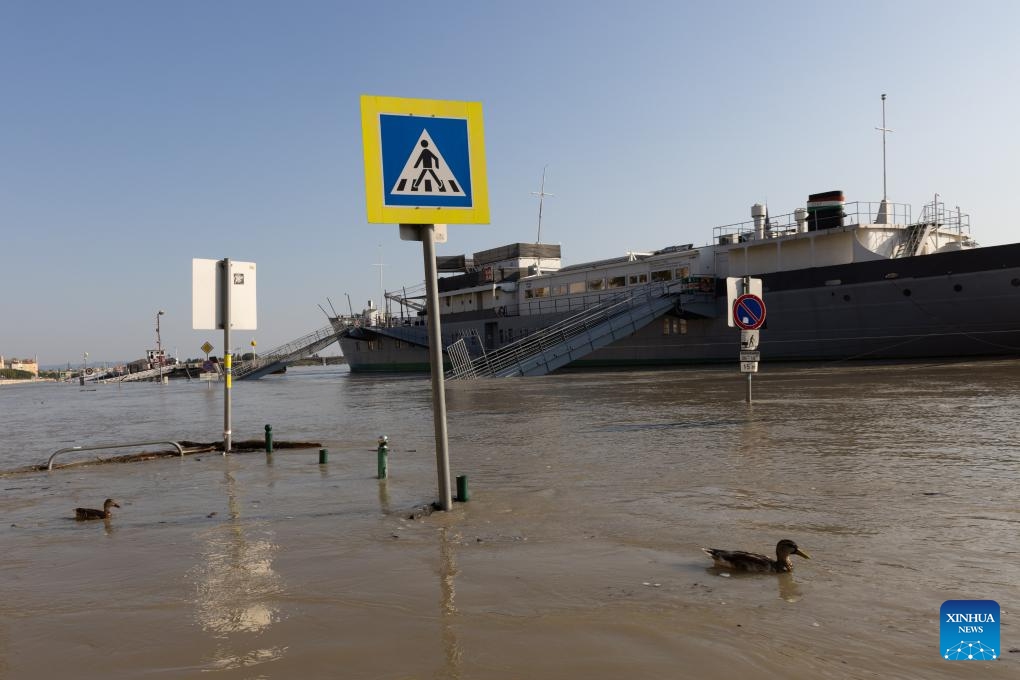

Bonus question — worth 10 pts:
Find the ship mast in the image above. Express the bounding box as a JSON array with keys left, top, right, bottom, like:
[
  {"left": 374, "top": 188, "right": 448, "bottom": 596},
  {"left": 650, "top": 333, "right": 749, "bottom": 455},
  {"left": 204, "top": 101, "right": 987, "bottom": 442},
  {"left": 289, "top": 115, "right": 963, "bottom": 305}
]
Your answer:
[
  {"left": 531, "top": 165, "right": 554, "bottom": 243},
  {"left": 875, "top": 93, "right": 893, "bottom": 222},
  {"left": 531, "top": 165, "right": 554, "bottom": 275}
]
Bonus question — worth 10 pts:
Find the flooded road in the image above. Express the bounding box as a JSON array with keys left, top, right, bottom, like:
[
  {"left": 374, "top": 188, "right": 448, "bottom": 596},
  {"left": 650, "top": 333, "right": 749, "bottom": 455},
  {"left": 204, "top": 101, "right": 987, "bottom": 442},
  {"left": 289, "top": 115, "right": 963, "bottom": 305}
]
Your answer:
[{"left": 2, "top": 361, "right": 1018, "bottom": 678}]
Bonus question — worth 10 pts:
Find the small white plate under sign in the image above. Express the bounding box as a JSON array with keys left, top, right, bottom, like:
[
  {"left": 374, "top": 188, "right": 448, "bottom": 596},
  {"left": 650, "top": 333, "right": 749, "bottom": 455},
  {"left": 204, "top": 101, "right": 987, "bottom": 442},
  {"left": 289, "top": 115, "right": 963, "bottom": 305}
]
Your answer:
[
  {"left": 740, "top": 351, "right": 760, "bottom": 362},
  {"left": 740, "top": 361, "right": 759, "bottom": 373},
  {"left": 399, "top": 223, "right": 448, "bottom": 243}
]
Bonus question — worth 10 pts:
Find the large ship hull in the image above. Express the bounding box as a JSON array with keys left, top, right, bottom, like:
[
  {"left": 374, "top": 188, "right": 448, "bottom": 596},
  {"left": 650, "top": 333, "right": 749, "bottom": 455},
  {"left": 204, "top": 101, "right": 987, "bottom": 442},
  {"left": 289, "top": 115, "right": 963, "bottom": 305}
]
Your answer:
[{"left": 339, "top": 243, "right": 1020, "bottom": 372}]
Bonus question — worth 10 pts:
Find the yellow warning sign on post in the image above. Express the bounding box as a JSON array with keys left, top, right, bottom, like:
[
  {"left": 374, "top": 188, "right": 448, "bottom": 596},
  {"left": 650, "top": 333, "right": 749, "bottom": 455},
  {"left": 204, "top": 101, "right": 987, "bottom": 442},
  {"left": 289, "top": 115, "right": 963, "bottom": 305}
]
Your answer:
[{"left": 360, "top": 95, "right": 489, "bottom": 225}]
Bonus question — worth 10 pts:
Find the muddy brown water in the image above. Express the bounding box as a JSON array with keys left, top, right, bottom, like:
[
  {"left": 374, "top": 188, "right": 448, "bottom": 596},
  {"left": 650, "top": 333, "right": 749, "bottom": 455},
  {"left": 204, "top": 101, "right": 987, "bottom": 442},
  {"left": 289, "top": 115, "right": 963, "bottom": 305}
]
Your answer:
[{"left": 1, "top": 362, "right": 1018, "bottom": 678}]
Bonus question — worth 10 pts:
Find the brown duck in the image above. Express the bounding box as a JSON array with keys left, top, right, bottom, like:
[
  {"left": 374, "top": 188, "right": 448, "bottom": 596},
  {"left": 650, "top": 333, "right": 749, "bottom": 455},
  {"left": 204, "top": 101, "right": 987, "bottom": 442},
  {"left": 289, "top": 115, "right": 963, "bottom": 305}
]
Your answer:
[
  {"left": 75, "top": 498, "right": 120, "bottom": 521},
  {"left": 702, "top": 539, "right": 811, "bottom": 573}
]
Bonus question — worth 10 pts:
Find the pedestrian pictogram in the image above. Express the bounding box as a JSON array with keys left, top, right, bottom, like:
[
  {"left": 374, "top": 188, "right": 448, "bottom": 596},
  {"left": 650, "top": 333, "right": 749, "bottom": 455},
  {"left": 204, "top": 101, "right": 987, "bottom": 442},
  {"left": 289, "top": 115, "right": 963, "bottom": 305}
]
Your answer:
[
  {"left": 360, "top": 95, "right": 489, "bottom": 224},
  {"left": 390, "top": 130, "right": 466, "bottom": 196},
  {"left": 733, "top": 294, "right": 766, "bottom": 330}
]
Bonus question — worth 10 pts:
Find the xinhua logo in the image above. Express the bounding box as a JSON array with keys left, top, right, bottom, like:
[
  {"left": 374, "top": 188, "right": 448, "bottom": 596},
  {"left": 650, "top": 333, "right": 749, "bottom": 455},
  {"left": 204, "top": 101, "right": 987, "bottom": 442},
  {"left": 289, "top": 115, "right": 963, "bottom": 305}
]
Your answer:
[{"left": 940, "top": 600, "right": 999, "bottom": 660}]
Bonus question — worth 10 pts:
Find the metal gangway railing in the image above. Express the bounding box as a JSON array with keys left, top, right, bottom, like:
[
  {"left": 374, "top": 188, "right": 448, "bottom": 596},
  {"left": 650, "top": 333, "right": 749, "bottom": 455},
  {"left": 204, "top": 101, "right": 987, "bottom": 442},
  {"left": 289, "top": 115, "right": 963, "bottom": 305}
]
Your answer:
[
  {"left": 233, "top": 323, "right": 344, "bottom": 379},
  {"left": 447, "top": 280, "right": 701, "bottom": 379},
  {"left": 104, "top": 365, "right": 173, "bottom": 383}
]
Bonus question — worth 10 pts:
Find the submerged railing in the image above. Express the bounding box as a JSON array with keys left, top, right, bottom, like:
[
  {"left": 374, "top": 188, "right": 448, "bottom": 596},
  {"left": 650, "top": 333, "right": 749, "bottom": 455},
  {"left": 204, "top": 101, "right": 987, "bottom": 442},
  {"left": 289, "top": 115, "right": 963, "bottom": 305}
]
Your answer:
[{"left": 47, "top": 440, "right": 185, "bottom": 470}]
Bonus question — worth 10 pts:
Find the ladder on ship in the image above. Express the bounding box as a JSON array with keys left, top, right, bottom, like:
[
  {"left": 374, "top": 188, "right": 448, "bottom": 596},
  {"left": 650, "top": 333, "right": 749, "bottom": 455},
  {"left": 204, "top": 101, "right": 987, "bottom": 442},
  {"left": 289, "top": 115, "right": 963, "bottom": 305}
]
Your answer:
[
  {"left": 892, "top": 222, "right": 932, "bottom": 258},
  {"left": 446, "top": 281, "right": 709, "bottom": 379}
]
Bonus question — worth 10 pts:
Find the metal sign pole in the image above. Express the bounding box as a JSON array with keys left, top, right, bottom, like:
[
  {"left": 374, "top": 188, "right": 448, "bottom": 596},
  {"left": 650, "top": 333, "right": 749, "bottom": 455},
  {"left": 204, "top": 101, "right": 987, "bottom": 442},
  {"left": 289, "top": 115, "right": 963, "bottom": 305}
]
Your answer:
[
  {"left": 221, "top": 258, "right": 232, "bottom": 453},
  {"left": 419, "top": 224, "right": 453, "bottom": 510},
  {"left": 746, "top": 373, "right": 752, "bottom": 404}
]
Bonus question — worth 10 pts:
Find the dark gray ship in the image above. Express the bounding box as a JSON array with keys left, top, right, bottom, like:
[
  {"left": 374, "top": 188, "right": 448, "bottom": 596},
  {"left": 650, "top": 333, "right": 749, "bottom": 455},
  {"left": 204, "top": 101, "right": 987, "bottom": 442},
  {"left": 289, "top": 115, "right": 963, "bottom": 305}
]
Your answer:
[{"left": 337, "top": 192, "right": 1020, "bottom": 374}]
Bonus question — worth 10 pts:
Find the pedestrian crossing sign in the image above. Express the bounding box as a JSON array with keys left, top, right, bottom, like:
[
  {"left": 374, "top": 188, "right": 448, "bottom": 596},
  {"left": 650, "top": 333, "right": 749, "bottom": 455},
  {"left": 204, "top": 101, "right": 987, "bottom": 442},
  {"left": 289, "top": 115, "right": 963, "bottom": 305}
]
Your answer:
[{"left": 360, "top": 95, "right": 489, "bottom": 224}]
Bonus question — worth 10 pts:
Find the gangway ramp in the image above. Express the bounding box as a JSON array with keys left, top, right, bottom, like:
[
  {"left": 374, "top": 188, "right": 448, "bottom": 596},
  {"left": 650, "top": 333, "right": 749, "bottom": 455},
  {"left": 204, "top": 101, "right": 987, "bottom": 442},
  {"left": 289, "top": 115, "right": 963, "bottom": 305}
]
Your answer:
[
  {"left": 233, "top": 323, "right": 345, "bottom": 379},
  {"left": 105, "top": 365, "right": 172, "bottom": 383},
  {"left": 447, "top": 281, "right": 716, "bottom": 379}
]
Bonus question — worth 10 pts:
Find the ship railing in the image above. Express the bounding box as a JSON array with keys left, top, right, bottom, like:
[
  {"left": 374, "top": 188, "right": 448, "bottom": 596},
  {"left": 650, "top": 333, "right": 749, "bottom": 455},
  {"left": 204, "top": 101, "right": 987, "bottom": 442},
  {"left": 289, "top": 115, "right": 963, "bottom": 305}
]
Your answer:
[
  {"left": 448, "top": 280, "right": 689, "bottom": 378},
  {"left": 712, "top": 201, "right": 914, "bottom": 243},
  {"left": 384, "top": 284, "right": 427, "bottom": 313},
  {"left": 915, "top": 199, "right": 971, "bottom": 236}
]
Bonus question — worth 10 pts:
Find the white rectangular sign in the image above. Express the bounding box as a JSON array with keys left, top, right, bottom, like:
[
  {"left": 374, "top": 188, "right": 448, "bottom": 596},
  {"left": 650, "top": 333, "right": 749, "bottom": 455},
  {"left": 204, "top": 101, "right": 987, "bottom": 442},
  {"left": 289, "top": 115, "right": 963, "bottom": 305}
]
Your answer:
[
  {"left": 740, "top": 361, "right": 759, "bottom": 373},
  {"left": 739, "top": 351, "right": 760, "bottom": 362},
  {"left": 192, "top": 259, "right": 258, "bottom": 330}
]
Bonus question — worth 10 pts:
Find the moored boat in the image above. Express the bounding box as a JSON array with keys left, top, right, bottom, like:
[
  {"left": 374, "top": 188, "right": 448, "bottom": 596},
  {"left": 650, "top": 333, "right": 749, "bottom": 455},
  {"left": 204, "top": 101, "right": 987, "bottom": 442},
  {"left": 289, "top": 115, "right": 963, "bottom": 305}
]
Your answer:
[{"left": 338, "top": 192, "right": 1020, "bottom": 374}]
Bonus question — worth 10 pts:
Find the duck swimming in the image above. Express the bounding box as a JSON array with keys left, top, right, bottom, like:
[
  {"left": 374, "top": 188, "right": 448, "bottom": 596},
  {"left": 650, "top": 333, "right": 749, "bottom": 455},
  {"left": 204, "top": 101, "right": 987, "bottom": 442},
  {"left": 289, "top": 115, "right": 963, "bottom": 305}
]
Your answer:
[
  {"left": 702, "top": 539, "right": 811, "bottom": 573},
  {"left": 75, "top": 499, "right": 120, "bottom": 521}
]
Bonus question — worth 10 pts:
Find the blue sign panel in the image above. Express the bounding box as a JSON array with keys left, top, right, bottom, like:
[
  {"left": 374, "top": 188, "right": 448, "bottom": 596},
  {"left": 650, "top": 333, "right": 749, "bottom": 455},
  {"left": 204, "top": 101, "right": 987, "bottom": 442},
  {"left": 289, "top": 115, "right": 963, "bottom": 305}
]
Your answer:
[
  {"left": 941, "top": 600, "right": 999, "bottom": 660},
  {"left": 379, "top": 114, "right": 473, "bottom": 209},
  {"left": 733, "top": 294, "right": 766, "bottom": 330}
]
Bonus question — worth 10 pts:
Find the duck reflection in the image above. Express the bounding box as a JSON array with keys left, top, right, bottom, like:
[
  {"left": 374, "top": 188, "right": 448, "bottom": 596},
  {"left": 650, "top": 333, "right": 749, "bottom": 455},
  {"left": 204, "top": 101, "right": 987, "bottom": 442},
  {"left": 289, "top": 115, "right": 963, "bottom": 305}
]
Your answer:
[
  {"left": 777, "top": 573, "right": 802, "bottom": 603},
  {"left": 191, "top": 465, "right": 284, "bottom": 670}
]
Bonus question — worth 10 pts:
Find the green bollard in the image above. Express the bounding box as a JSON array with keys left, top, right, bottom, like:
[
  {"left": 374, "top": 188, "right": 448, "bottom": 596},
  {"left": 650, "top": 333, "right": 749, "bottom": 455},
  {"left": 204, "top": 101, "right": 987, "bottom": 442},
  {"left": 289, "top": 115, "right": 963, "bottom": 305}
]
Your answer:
[
  {"left": 319, "top": 448, "right": 328, "bottom": 464},
  {"left": 456, "top": 475, "right": 469, "bottom": 502},
  {"left": 377, "top": 435, "right": 388, "bottom": 479},
  {"left": 264, "top": 424, "right": 273, "bottom": 454}
]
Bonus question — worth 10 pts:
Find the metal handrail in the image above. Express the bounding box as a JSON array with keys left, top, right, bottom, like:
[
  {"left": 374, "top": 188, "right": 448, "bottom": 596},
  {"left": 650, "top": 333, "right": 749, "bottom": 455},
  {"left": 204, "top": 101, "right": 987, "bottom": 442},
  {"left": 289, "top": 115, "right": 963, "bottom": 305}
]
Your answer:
[
  {"left": 47, "top": 440, "right": 185, "bottom": 470},
  {"left": 233, "top": 324, "right": 341, "bottom": 378},
  {"left": 449, "top": 279, "right": 689, "bottom": 378}
]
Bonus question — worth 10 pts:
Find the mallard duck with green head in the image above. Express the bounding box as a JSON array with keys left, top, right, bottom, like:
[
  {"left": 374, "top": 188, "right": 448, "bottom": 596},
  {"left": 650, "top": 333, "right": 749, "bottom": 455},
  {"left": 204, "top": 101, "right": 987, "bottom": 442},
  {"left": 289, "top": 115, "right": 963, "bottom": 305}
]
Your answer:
[{"left": 702, "top": 539, "right": 811, "bottom": 573}]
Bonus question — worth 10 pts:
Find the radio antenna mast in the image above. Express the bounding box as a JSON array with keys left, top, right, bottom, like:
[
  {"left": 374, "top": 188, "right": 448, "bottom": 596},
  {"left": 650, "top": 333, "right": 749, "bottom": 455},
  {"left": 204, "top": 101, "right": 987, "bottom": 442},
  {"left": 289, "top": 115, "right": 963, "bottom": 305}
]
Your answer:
[
  {"left": 531, "top": 165, "right": 554, "bottom": 243},
  {"left": 875, "top": 93, "right": 893, "bottom": 201}
]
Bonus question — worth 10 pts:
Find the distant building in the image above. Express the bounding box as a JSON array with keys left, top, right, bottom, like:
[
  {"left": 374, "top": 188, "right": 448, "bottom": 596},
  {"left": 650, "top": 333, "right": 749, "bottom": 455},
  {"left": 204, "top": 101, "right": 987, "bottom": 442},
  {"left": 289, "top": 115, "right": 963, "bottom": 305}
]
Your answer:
[
  {"left": 0, "top": 354, "right": 5, "bottom": 369},
  {"left": 9, "top": 357, "right": 39, "bottom": 376}
]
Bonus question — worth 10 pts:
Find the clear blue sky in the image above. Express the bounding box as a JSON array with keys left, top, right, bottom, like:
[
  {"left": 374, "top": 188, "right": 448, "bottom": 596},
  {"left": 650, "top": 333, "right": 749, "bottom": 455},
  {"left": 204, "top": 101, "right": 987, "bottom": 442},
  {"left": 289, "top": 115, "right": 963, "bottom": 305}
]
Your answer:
[{"left": 3, "top": 1, "right": 1019, "bottom": 366}]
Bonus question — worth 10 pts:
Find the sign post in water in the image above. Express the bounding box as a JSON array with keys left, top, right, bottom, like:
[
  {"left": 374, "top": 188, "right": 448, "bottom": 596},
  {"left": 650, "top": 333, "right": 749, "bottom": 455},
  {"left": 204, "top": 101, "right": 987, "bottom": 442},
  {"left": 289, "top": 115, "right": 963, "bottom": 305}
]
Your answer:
[{"left": 193, "top": 258, "right": 258, "bottom": 452}]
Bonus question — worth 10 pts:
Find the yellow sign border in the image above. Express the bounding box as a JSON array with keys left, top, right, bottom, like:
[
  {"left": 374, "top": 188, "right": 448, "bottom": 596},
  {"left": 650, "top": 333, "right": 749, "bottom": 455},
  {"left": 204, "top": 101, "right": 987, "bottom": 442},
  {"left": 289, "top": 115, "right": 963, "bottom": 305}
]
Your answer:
[{"left": 360, "top": 95, "right": 490, "bottom": 225}]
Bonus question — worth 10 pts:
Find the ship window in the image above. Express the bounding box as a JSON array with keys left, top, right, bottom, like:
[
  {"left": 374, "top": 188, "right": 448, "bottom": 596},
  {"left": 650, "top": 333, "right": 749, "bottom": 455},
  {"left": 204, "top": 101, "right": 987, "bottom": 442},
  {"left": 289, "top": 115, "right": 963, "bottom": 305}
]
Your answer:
[
  {"left": 568, "top": 281, "right": 585, "bottom": 294},
  {"left": 499, "top": 329, "right": 505, "bottom": 343},
  {"left": 445, "top": 297, "right": 451, "bottom": 307},
  {"left": 954, "top": 284, "right": 963, "bottom": 292},
  {"left": 628, "top": 273, "right": 648, "bottom": 285},
  {"left": 608, "top": 276, "right": 626, "bottom": 288},
  {"left": 532, "top": 287, "right": 549, "bottom": 298},
  {"left": 554, "top": 284, "right": 568, "bottom": 296},
  {"left": 651, "top": 269, "right": 672, "bottom": 282},
  {"left": 675, "top": 266, "right": 690, "bottom": 279},
  {"left": 1012, "top": 278, "right": 1020, "bottom": 287},
  {"left": 587, "top": 278, "right": 605, "bottom": 291},
  {"left": 662, "top": 318, "right": 687, "bottom": 335}
]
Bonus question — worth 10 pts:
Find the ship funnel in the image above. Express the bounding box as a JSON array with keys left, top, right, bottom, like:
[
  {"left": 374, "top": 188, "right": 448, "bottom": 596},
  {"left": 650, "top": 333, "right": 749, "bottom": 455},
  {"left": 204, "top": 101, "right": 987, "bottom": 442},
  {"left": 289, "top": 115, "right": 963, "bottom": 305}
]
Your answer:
[
  {"left": 751, "top": 203, "right": 767, "bottom": 239},
  {"left": 794, "top": 208, "right": 808, "bottom": 233},
  {"left": 875, "top": 199, "right": 892, "bottom": 224}
]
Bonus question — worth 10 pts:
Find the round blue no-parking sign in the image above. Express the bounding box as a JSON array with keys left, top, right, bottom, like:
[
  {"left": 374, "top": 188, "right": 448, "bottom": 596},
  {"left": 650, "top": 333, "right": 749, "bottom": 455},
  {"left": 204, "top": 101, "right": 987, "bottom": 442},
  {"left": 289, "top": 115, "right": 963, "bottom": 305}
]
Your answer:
[{"left": 733, "top": 294, "right": 766, "bottom": 330}]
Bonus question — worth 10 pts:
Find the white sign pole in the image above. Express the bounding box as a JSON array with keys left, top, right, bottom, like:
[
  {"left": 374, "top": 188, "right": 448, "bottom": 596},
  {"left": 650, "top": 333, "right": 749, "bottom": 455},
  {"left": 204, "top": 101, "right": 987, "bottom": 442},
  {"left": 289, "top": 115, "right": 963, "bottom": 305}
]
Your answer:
[{"left": 222, "top": 258, "right": 232, "bottom": 453}]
